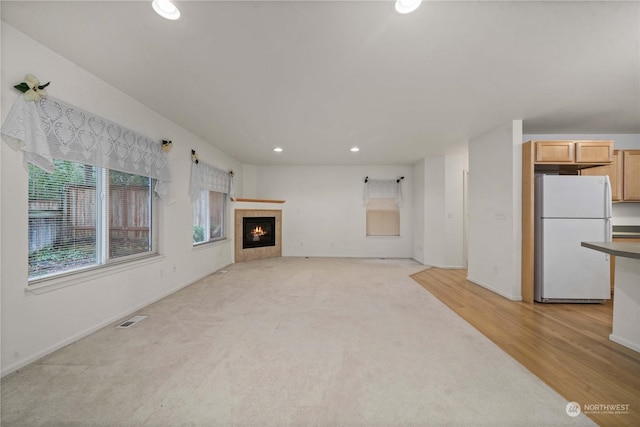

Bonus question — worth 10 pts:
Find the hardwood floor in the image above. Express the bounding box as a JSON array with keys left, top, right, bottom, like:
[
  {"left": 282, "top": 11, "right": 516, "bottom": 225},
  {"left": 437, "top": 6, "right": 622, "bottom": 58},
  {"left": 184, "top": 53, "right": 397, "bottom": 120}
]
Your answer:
[{"left": 411, "top": 268, "right": 640, "bottom": 427}]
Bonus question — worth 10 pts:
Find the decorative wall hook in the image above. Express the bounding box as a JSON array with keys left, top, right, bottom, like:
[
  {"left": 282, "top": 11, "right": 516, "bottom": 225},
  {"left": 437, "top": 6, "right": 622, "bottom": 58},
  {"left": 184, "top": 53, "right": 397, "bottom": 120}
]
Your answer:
[
  {"left": 161, "top": 140, "right": 173, "bottom": 153},
  {"left": 14, "top": 74, "right": 50, "bottom": 101},
  {"left": 191, "top": 149, "right": 199, "bottom": 164}
]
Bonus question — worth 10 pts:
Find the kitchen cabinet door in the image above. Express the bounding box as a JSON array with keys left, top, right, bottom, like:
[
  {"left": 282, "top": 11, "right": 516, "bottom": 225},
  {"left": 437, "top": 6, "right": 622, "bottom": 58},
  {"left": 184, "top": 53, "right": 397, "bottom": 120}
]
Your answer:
[
  {"left": 623, "top": 150, "right": 640, "bottom": 201},
  {"left": 575, "top": 141, "right": 613, "bottom": 163},
  {"left": 581, "top": 150, "right": 622, "bottom": 201},
  {"left": 535, "top": 141, "right": 574, "bottom": 163}
]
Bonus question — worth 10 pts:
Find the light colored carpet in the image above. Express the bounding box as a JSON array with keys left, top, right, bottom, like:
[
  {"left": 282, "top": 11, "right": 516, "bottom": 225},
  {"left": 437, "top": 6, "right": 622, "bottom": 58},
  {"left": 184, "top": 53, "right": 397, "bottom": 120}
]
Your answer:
[{"left": 1, "top": 257, "right": 595, "bottom": 426}]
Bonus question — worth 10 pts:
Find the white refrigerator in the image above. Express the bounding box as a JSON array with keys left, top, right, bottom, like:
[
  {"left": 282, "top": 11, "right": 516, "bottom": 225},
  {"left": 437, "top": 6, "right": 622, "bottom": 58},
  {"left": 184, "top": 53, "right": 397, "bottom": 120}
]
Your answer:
[{"left": 534, "top": 175, "right": 612, "bottom": 303}]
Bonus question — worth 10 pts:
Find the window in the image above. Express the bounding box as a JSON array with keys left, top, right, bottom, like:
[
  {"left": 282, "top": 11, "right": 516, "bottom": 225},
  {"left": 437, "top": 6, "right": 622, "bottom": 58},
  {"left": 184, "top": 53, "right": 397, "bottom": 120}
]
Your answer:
[
  {"left": 193, "top": 190, "right": 226, "bottom": 244},
  {"left": 28, "top": 160, "right": 156, "bottom": 280},
  {"left": 366, "top": 198, "right": 400, "bottom": 236},
  {"left": 363, "top": 178, "right": 402, "bottom": 237}
]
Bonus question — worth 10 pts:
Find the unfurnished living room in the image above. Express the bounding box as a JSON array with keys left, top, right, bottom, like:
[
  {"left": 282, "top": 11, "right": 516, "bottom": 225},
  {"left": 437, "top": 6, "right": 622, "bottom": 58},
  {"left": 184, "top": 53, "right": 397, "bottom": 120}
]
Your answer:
[{"left": 1, "top": 1, "right": 639, "bottom": 426}]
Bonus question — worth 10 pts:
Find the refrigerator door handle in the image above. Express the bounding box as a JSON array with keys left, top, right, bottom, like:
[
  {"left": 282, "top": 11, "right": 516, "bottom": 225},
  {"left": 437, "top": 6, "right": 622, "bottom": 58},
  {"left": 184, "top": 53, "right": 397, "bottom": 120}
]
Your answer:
[
  {"left": 604, "top": 175, "right": 612, "bottom": 218},
  {"left": 605, "top": 218, "right": 612, "bottom": 261}
]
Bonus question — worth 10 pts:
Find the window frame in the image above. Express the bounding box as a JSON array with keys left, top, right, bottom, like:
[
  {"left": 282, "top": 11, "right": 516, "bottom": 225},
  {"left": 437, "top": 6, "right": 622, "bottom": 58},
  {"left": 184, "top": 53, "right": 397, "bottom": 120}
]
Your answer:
[
  {"left": 193, "top": 189, "right": 227, "bottom": 246},
  {"left": 27, "top": 161, "right": 159, "bottom": 285}
]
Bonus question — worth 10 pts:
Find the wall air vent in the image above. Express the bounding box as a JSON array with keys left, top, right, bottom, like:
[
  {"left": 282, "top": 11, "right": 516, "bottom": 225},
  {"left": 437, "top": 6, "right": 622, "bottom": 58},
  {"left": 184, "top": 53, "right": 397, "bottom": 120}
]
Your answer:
[{"left": 116, "top": 315, "right": 147, "bottom": 329}]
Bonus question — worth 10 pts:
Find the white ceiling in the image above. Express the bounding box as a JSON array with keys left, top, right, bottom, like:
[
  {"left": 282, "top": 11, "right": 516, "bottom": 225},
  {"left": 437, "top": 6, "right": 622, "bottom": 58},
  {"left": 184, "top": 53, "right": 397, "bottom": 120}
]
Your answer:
[{"left": 2, "top": 1, "right": 639, "bottom": 165}]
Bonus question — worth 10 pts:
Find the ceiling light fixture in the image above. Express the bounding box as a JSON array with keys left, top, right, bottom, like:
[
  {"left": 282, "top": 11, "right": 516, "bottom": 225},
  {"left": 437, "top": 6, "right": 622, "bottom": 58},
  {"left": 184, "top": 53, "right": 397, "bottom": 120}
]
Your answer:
[
  {"left": 395, "top": 0, "right": 422, "bottom": 14},
  {"left": 152, "top": 0, "right": 181, "bottom": 20},
  {"left": 273, "top": 147, "right": 283, "bottom": 152},
  {"left": 350, "top": 147, "right": 360, "bottom": 152}
]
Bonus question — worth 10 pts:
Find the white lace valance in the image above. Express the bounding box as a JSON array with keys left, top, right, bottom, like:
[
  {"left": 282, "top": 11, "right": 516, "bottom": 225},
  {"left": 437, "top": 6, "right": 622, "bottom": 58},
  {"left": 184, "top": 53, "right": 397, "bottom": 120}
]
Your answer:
[
  {"left": 189, "top": 158, "right": 233, "bottom": 201},
  {"left": 1, "top": 96, "right": 171, "bottom": 197},
  {"left": 363, "top": 178, "right": 403, "bottom": 206}
]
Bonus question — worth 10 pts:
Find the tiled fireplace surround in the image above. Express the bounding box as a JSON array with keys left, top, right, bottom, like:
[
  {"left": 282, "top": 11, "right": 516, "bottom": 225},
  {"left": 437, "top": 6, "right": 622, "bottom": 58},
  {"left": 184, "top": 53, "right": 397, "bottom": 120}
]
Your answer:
[{"left": 234, "top": 207, "right": 282, "bottom": 262}]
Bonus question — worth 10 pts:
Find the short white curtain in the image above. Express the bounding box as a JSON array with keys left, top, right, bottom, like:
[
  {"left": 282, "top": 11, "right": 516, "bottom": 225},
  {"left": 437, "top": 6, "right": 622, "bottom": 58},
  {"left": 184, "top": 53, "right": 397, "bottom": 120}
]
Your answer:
[
  {"left": 363, "top": 179, "right": 402, "bottom": 206},
  {"left": 189, "top": 159, "right": 233, "bottom": 201},
  {"left": 1, "top": 95, "right": 171, "bottom": 198}
]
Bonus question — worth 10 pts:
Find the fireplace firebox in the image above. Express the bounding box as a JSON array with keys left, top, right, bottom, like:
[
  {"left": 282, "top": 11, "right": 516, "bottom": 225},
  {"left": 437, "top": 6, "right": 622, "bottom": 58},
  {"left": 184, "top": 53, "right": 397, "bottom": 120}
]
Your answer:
[{"left": 242, "top": 217, "right": 276, "bottom": 249}]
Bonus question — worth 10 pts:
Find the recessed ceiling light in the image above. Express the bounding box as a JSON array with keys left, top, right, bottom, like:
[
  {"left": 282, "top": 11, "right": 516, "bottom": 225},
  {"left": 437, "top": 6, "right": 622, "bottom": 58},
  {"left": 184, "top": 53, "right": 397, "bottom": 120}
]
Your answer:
[
  {"left": 273, "top": 147, "right": 283, "bottom": 152},
  {"left": 350, "top": 147, "right": 360, "bottom": 152},
  {"left": 395, "top": 0, "right": 422, "bottom": 14},
  {"left": 152, "top": 0, "right": 181, "bottom": 20}
]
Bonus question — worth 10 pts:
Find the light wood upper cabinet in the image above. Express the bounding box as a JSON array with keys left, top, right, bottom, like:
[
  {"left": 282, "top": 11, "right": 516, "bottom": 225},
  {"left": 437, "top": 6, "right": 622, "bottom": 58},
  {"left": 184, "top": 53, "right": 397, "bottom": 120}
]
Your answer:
[
  {"left": 534, "top": 140, "right": 613, "bottom": 164},
  {"left": 575, "top": 140, "right": 613, "bottom": 163},
  {"left": 581, "top": 150, "right": 623, "bottom": 201},
  {"left": 535, "top": 141, "right": 575, "bottom": 163},
  {"left": 581, "top": 149, "right": 640, "bottom": 202},
  {"left": 612, "top": 150, "right": 624, "bottom": 201},
  {"left": 623, "top": 150, "right": 640, "bottom": 201}
]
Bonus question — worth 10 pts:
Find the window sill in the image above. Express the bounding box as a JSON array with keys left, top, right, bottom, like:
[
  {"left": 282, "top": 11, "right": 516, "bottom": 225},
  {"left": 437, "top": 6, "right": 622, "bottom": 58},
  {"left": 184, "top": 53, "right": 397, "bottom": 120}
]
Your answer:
[
  {"left": 192, "top": 238, "right": 231, "bottom": 251},
  {"left": 26, "top": 254, "right": 165, "bottom": 295}
]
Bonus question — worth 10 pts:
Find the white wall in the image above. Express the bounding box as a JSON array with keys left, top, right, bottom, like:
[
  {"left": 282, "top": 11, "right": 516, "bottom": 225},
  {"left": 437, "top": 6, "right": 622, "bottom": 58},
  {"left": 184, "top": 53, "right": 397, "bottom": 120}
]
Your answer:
[
  {"left": 412, "top": 160, "right": 425, "bottom": 264},
  {"left": 524, "top": 133, "right": 640, "bottom": 226},
  {"left": 413, "top": 149, "right": 468, "bottom": 269},
  {"left": 249, "top": 165, "right": 413, "bottom": 258},
  {"left": 424, "top": 156, "right": 446, "bottom": 266},
  {"left": 0, "top": 17, "right": 3, "bottom": 373},
  {"left": 611, "top": 203, "right": 640, "bottom": 226},
  {"left": 0, "top": 24, "right": 242, "bottom": 376},
  {"left": 443, "top": 150, "right": 468, "bottom": 268},
  {"left": 467, "top": 121, "right": 523, "bottom": 300},
  {"left": 241, "top": 164, "right": 258, "bottom": 198}
]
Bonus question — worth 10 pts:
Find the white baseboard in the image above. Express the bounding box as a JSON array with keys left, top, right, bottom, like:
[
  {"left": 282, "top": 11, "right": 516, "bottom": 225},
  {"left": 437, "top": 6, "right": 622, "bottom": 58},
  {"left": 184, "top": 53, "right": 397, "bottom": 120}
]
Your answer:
[
  {"left": 426, "top": 263, "right": 466, "bottom": 270},
  {"left": 609, "top": 334, "right": 640, "bottom": 353},
  {"left": 466, "top": 276, "right": 522, "bottom": 301},
  {"left": 411, "top": 258, "right": 465, "bottom": 270}
]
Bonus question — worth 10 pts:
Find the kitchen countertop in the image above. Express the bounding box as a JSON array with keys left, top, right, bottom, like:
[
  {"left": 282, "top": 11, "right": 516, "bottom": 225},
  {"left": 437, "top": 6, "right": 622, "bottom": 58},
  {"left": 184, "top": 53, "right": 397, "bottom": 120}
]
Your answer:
[{"left": 581, "top": 241, "right": 640, "bottom": 260}]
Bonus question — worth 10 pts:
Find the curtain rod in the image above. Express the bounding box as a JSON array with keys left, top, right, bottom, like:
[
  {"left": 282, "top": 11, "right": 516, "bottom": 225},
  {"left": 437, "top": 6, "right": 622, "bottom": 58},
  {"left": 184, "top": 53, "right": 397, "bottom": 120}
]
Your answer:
[{"left": 363, "top": 176, "right": 405, "bottom": 183}]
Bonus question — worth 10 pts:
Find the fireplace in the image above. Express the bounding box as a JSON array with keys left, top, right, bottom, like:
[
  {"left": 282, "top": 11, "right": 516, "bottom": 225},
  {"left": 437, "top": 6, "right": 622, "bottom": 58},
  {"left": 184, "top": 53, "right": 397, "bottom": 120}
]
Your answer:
[
  {"left": 235, "top": 208, "right": 282, "bottom": 262},
  {"left": 242, "top": 216, "right": 276, "bottom": 249}
]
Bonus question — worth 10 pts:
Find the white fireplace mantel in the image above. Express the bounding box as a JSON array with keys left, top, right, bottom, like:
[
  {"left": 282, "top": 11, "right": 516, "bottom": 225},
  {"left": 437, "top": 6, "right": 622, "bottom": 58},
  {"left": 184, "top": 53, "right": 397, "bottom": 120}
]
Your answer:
[{"left": 232, "top": 198, "right": 285, "bottom": 204}]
